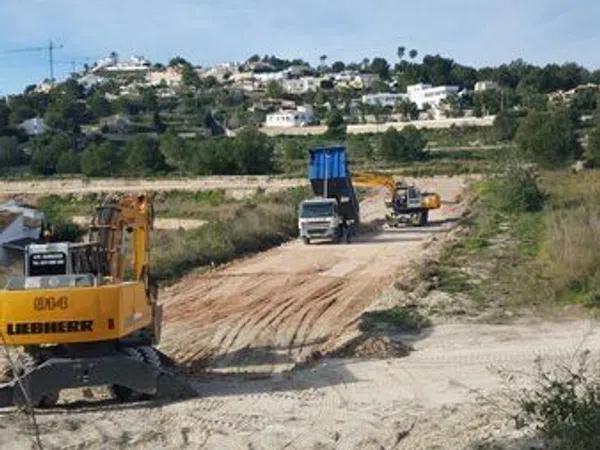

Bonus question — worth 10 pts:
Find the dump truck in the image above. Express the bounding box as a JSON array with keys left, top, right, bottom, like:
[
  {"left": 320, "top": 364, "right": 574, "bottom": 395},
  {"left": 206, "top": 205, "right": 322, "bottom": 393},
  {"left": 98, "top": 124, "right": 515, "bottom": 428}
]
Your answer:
[
  {"left": 298, "top": 146, "right": 359, "bottom": 244},
  {"left": 0, "top": 194, "right": 193, "bottom": 408}
]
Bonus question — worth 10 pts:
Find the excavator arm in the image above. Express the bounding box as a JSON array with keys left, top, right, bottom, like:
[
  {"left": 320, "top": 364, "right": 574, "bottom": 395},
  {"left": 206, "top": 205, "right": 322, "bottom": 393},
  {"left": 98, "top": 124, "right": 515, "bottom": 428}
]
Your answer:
[
  {"left": 353, "top": 172, "right": 397, "bottom": 198},
  {"left": 91, "top": 194, "right": 154, "bottom": 284}
]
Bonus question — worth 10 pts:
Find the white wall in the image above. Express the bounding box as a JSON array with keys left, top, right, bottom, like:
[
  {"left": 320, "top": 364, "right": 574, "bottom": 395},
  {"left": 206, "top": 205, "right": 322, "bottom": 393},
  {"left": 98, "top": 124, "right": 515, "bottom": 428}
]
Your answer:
[
  {"left": 407, "top": 83, "right": 460, "bottom": 109},
  {"left": 362, "top": 93, "right": 408, "bottom": 107}
]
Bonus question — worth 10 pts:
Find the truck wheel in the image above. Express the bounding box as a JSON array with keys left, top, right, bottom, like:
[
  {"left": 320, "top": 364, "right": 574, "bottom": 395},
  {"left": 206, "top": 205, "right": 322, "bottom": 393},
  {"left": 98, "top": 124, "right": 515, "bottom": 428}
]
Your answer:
[
  {"left": 342, "top": 227, "right": 351, "bottom": 244},
  {"left": 302, "top": 237, "right": 310, "bottom": 245},
  {"left": 419, "top": 210, "right": 429, "bottom": 227}
]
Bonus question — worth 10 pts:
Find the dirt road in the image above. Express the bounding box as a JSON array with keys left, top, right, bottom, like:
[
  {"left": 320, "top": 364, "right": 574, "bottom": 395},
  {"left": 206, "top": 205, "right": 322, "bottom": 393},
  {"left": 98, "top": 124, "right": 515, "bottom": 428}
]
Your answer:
[
  {"left": 160, "top": 176, "right": 468, "bottom": 372},
  {"left": 5, "top": 174, "right": 594, "bottom": 448},
  {"left": 2, "top": 320, "right": 599, "bottom": 449},
  {"left": 0, "top": 176, "right": 305, "bottom": 198}
]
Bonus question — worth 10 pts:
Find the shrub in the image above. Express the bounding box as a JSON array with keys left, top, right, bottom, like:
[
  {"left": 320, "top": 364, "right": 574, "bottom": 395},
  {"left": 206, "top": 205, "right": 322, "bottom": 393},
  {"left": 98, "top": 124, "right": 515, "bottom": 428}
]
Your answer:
[
  {"left": 124, "top": 135, "right": 167, "bottom": 175},
  {"left": 518, "top": 355, "right": 600, "bottom": 450},
  {"left": 49, "top": 221, "right": 85, "bottom": 242},
  {"left": 30, "top": 133, "right": 75, "bottom": 175},
  {"left": 326, "top": 108, "right": 346, "bottom": 139},
  {"left": 493, "top": 111, "right": 519, "bottom": 142},
  {"left": 515, "top": 109, "right": 578, "bottom": 168},
  {"left": 379, "top": 126, "right": 427, "bottom": 162},
  {"left": 81, "top": 141, "right": 121, "bottom": 177},
  {"left": 585, "top": 120, "right": 600, "bottom": 167},
  {"left": 361, "top": 307, "right": 431, "bottom": 332},
  {"left": 0, "top": 136, "right": 27, "bottom": 168},
  {"left": 492, "top": 161, "right": 545, "bottom": 213}
]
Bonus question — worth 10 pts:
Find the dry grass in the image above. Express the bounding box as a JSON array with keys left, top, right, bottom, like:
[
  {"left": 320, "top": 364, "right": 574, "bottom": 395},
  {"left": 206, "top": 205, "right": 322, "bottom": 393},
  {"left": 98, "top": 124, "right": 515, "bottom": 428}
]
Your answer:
[
  {"left": 151, "top": 187, "right": 309, "bottom": 282},
  {"left": 432, "top": 170, "right": 600, "bottom": 314},
  {"left": 539, "top": 171, "right": 600, "bottom": 304}
]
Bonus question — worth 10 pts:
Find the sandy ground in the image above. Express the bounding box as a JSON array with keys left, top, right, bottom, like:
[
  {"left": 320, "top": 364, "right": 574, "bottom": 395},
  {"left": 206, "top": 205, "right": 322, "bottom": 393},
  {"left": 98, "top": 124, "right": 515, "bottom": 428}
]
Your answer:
[
  {"left": 2, "top": 320, "right": 599, "bottom": 449},
  {"left": 0, "top": 176, "right": 305, "bottom": 198},
  {"left": 2, "top": 175, "right": 596, "bottom": 449},
  {"left": 159, "top": 176, "right": 467, "bottom": 373}
]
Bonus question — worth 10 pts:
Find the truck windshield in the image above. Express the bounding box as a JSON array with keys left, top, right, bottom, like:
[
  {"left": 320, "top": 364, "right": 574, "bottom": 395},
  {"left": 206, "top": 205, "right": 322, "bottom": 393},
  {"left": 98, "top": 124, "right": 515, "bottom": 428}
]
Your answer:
[{"left": 300, "top": 203, "right": 334, "bottom": 218}]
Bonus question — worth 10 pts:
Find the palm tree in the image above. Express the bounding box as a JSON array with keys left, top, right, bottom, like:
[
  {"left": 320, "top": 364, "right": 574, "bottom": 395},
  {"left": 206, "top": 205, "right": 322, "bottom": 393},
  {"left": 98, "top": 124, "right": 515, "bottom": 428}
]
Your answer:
[
  {"left": 319, "top": 54, "right": 328, "bottom": 66},
  {"left": 409, "top": 49, "right": 418, "bottom": 60},
  {"left": 397, "top": 46, "right": 406, "bottom": 61}
]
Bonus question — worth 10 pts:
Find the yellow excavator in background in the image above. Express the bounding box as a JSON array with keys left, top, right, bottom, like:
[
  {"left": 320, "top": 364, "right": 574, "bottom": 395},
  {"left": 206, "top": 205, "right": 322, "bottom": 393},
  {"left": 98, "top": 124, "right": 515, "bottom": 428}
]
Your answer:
[
  {"left": 353, "top": 172, "right": 442, "bottom": 226},
  {"left": 0, "top": 194, "right": 192, "bottom": 407}
]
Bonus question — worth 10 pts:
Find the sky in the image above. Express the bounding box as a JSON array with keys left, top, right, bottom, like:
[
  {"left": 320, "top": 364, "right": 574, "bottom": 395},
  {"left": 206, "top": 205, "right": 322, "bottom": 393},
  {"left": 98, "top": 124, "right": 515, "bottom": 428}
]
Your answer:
[{"left": 1, "top": 0, "right": 600, "bottom": 95}]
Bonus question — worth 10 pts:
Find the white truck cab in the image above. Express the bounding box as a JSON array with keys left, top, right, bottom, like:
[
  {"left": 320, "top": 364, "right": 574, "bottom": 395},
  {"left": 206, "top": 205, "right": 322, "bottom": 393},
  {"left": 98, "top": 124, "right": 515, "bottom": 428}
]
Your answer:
[{"left": 298, "top": 198, "right": 346, "bottom": 244}]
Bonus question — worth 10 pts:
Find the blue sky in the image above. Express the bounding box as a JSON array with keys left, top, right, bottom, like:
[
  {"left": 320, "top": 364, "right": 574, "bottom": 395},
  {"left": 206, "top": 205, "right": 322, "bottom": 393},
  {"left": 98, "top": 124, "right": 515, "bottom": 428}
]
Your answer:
[{"left": 1, "top": 0, "right": 599, "bottom": 95}]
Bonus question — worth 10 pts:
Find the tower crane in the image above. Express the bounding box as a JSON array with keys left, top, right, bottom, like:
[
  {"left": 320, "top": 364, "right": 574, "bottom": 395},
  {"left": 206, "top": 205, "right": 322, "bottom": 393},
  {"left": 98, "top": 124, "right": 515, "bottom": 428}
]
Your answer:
[{"left": 4, "top": 40, "right": 64, "bottom": 82}]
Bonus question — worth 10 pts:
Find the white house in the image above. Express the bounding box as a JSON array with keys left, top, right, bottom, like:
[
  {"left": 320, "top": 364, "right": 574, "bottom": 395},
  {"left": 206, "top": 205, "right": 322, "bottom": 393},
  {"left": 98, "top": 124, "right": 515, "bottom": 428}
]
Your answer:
[
  {"left": 0, "top": 201, "right": 45, "bottom": 265},
  {"left": 265, "top": 105, "right": 314, "bottom": 127},
  {"left": 361, "top": 93, "right": 408, "bottom": 108},
  {"left": 34, "top": 81, "right": 55, "bottom": 94},
  {"left": 407, "top": 83, "right": 460, "bottom": 109},
  {"left": 334, "top": 71, "right": 380, "bottom": 89},
  {"left": 95, "top": 54, "right": 151, "bottom": 73},
  {"left": 18, "top": 117, "right": 46, "bottom": 136},
  {"left": 281, "top": 76, "right": 322, "bottom": 94},
  {"left": 198, "top": 62, "right": 241, "bottom": 82},
  {"left": 253, "top": 71, "right": 287, "bottom": 83},
  {"left": 475, "top": 81, "right": 499, "bottom": 92}
]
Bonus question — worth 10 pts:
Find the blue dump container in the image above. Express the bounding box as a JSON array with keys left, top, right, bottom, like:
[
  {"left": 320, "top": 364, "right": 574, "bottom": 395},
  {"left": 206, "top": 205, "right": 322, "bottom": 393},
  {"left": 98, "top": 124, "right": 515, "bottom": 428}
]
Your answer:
[{"left": 308, "top": 146, "right": 359, "bottom": 222}]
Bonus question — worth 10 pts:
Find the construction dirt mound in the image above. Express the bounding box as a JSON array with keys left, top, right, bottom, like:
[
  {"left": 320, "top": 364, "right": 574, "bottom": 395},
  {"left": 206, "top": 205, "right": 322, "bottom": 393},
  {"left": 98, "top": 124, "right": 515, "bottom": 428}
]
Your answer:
[{"left": 329, "top": 334, "right": 412, "bottom": 359}]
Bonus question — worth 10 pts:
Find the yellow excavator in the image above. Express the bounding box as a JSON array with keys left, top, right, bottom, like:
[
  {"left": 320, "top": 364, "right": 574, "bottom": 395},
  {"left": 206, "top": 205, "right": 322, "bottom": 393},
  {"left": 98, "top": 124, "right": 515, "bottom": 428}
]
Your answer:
[
  {"left": 353, "top": 172, "right": 441, "bottom": 226},
  {"left": 0, "top": 194, "right": 193, "bottom": 407}
]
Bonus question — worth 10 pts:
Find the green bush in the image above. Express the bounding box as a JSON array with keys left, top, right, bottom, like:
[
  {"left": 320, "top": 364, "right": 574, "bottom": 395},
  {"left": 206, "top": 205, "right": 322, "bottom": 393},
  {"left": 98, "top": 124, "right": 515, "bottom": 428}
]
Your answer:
[
  {"left": 515, "top": 109, "right": 578, "bottom": 168},
  {"left": 361, "top": 307, "right": 431, "bottom": 332},
  {"left": 81, "top": 141, "right": 121, "bottom": 177},
  {"left": 325, "top": 108, "right": 346, "bottom": 139},
  {"left": 585, "top": 120, "right": 600, "bottom": 167},
  {"left": 124, "top": 135, "right": 167, "bottom": 175},
  {"left": 493, "top": 111, "right": 519, "bottom": 142},
  {"left": 379, "top": 125, "right": 427, "bottom": 162},
  {"left": 493, "top": 163, "right": 545, "bottom": 213},
  {"left": 49, "top": 221, "right": 85, "bottom": 242},
  {"left": 518, "top": 357, "right": 600, "bottom": 450}
]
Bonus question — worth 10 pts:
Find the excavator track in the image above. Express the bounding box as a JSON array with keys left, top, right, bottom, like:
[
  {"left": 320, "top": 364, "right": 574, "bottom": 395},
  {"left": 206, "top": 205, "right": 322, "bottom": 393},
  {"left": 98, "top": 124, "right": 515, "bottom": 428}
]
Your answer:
[{"left": 0, "top": 346, "right": 196, "bottom": 408}]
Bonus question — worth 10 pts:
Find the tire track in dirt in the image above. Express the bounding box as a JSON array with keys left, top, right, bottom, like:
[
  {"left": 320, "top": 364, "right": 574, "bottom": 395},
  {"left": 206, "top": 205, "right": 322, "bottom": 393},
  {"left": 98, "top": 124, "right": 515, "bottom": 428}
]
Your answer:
[{"left": 161, "top": 176, "right": 470, "bottom": 372}]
